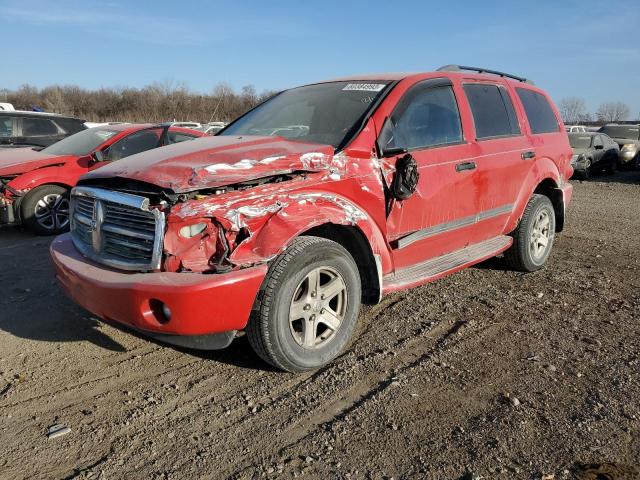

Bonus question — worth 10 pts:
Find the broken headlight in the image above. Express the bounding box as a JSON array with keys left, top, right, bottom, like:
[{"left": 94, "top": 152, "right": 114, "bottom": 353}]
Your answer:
[{"left": 179, "top": 222, "right": 208, "bottom": 238}]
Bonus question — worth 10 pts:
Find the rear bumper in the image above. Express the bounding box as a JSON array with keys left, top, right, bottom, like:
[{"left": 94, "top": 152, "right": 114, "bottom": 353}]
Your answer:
[{"left": 50, "top": 233, "right": 268, "bottom": 349}]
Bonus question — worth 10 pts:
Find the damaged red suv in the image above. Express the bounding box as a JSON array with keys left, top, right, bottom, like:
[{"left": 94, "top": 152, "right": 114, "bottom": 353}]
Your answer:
[
  {"left": 51, "top": 66, "right": 573, "bottom": 372},
  {"left": 0, "top": 124, "right": 203, "bottom": 234}
]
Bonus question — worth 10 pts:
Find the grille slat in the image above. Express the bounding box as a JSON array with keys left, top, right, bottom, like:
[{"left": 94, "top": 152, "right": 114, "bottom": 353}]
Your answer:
[{"left": 70, "top": 188, "right": 164, "bottom": 271}]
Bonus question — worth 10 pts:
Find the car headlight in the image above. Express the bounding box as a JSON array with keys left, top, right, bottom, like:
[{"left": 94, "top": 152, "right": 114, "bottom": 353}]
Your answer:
[
  {"left": 179, "top": 222, "right": 208, "bottom": 238},
  {"left": 621, "top": 144, "right": 637, "bottom": 152}
]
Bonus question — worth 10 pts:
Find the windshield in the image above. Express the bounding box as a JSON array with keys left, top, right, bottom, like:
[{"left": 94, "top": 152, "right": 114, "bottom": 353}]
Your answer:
[
  {"left": 221, "top": 81, "right": 391, "bottom": 148},
  {"left": 599, "top": 125, "right": 640, "bottom": 140},
  {"left": 569, "top": 134, "right": 592, "bottom": 149},
  {"left": 42, "top": 128, "right": 119, "bottom": 156}
]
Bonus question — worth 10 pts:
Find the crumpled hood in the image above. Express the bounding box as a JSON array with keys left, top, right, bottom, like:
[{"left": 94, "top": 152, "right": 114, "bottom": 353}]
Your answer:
[
  {"left": 0, "top": 148, "right": 72, "bottom": 176},
  {"left": 80, "top": 136, "right": 337, "bottom": 192}
]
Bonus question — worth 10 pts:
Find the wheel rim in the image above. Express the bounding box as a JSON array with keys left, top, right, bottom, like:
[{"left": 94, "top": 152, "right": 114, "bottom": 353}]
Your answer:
[
  {"left": 34, "top": 194, "right": 69, "bottom": 231},
  {"left": 530, "top": 210, "right": 551, "bottom": 260},
  {"left": 289, "top": 266, "right": 347, "bottom": 349}
]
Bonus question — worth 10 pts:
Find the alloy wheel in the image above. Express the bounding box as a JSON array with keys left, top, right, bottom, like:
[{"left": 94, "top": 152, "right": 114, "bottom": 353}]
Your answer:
[
  {"left": 289, "top": 266, "right": 347, "bottom": 349},
  {"left": 34, "top": 194, "right": 69, "bottom": 231}
]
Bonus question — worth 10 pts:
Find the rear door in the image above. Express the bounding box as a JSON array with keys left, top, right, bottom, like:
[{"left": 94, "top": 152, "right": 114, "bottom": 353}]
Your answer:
[{"left": 461, "top": 81, "right": 533, "bottom": 241}]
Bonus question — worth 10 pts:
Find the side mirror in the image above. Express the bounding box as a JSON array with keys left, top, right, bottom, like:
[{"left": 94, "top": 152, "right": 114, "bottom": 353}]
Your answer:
[
  {"left": 381, "top": 146, "right": 408, "bottom": 158},
  {"left": 377, "top": 116, "right": 407, "bottom": 158},
  {"left": 92, "top": 149, "right": 105, "bottom": 163}
]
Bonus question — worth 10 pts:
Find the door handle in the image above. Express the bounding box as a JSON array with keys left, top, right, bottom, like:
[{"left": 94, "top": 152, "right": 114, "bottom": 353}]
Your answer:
[
  {"left": 455, "top": 161, "right": 476, "bottom": 172},
  {"left": 521, "top": 150, "right": 536, "bottom": 160}
]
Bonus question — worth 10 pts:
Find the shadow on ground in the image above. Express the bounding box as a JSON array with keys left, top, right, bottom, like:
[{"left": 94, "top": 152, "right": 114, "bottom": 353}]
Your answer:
[{"left": 0, "top": 226, "right": 127, "bottom": 352}]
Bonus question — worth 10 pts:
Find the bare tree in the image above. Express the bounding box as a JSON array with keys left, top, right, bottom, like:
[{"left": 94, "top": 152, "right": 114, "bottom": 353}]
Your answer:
[
  {"left": 3, "top": 83, "right": 272, "bottom": 123},
  {"left": 596, "top": 102, "right": 630, "bottom": 122},
  {"left": 559, "top": 97, "right": 587, "bottom": 124}
]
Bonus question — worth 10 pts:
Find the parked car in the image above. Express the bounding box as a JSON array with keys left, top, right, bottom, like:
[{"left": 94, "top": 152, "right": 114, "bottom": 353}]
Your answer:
[
  {"left": 566, "top": 125, "right": 587, "bottom": 133},
  {"left": 171, "top": 121, "right": 202, "bottom": 129},
  {"left": 51, "top": 65, "right": 573, "bottom": 372},
  {"left": 598, "top": 124, "right": 640, "bottom": 168},
  {"left": 200, "top": 122, "right": 227, "bottom": 135},
  {"left": 0, "top": 103, "right": 15, "bottom": 111},
  {"left": 0, "top": 111, "right": 86, "bottom": 149},
  {"left": 0, "top": 123, "right": 204, "bottom": 234},
  {"left": 568, "top": 132, "right": 619, "bottom": 179}
]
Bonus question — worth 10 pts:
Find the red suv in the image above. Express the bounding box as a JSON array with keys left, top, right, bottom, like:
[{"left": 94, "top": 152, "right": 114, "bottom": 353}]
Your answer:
[
  {"left": 0, "top": 124, "right": 204, "bottom": 234},
  {"left": 51, "top": 66, "right": 573, "bottom": 372}
]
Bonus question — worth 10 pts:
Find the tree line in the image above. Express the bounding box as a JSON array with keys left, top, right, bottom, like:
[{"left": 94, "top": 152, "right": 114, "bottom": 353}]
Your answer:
[
  {"left": 0, "top": 82, "right": 277, "bottom": 123},
  {"left": 558, "top": 97, "right": 634, "bottom": 124}
]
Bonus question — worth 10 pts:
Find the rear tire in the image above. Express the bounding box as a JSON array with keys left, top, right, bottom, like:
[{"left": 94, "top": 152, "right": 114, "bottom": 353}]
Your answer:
[
  {"left": 247, "top": 236, "right": 361, "bottom": 373},
  {"left": 21, "top": 185, "right": 70, "bottom": 235},
  {"left": 504, "top": 194, "right": 556, "bottom": 272}
]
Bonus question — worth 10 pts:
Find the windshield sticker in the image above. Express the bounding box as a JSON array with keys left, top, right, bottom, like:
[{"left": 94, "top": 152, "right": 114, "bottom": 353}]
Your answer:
[{"left": 343, "top": 83, "right": 386, "bottom": 92}]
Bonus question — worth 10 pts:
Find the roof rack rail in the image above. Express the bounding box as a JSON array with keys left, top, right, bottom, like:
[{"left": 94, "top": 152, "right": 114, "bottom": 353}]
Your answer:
[{"left": 436, "top": 65, "right": 534, "bottom": 85}]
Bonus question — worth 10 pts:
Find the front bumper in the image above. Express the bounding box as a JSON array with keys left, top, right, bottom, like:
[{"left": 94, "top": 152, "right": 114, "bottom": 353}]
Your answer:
[
  {"left": 619, "top": 150, "right": 638, "bottom": 165},
  {"left": 50, "top": 233, "right": 268, "bottom": 349},
  {"left": 0, "top": 195, "right": 17, "bottom": 225}
]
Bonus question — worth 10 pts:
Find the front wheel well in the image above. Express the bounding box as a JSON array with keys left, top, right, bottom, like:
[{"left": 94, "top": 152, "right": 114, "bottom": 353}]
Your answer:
[
  {"left": 534, "top": 179, "right": 564, "bottom": 232},
  {"left": 301, "top": 223, "right": 380, "bottom": 305}
]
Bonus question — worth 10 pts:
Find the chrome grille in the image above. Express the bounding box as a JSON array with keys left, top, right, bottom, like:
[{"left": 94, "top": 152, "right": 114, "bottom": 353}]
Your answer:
[{"left": 70, "top": 186, "right": 165, "bottom": 271}]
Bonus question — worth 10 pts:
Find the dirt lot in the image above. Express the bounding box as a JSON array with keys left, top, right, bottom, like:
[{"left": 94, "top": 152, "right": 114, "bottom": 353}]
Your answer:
[{"left": 1, "top": 172, "right": 639, "bottom": 480}]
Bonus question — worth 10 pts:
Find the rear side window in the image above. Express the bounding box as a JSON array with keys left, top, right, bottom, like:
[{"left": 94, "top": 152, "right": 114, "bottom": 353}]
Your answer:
[
  {"left": 516, "top": 88, "right": 559, "bottom": 134},
  {"left": 55, "top": 118, "right": 86, "bottom": 134},
  {"left": 380, "top": 85, "right": 463, "bottom": 151},
  {"left": 463, "top": 84, "right": 520, "bottom": 139},
  {"left": 22, "top": 117, "right": 60, "bottom": 136}
]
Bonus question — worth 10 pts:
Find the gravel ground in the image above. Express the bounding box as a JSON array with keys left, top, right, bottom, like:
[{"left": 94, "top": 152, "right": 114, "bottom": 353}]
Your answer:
[{"left": 0, "top": 171, "right": 639, "bottom": 480}]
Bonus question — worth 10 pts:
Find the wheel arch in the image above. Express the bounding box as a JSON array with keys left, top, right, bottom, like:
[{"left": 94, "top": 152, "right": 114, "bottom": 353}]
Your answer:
[
  {"left": 507, "top": 158, "right": 566, "bottom": 234},
  {"left": 301, "top": 223, "right": 382, "bottom": 305}
]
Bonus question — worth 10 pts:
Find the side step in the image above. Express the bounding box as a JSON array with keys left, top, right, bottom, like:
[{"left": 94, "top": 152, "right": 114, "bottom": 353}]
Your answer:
[{"left": 382, "top": 235, "right": 512, "bottom": 293}]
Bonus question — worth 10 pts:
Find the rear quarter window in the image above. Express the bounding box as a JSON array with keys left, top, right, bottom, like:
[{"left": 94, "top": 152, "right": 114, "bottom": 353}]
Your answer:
[
  {"left": 463, "top": 84, "right": 520, "bottom": 139},
  {"left": 0, "top": 116, "right": 14, "bottom": 137},
  {"left": 516, "top": 88, "right": 559, "bottom": 135}
]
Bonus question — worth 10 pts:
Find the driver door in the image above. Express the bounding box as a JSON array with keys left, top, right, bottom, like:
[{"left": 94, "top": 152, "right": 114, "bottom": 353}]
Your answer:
[{"left": 379, "top": 78, "right": 482, "bottom": 269}]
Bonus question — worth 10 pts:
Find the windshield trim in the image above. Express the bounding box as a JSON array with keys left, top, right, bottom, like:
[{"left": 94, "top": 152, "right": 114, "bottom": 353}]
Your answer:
[{"left": 218, "top": 80, "right": 399, "bottom": 152}]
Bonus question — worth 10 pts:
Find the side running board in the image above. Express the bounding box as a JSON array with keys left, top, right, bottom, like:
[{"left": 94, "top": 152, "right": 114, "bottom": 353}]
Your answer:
[{"left": 383, "top": 235, "right": 512, "bottom": 293}]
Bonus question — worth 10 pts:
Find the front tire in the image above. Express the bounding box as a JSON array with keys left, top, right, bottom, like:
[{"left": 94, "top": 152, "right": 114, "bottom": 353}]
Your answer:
[
  {"left": 21, "top": 185, "right": 70, "bottom": 235},
  {"left": 504, "top": 194, "right": 556, "bottom": 272},
  {"left": 247, "top": 236, "right": 361, "bottom": 372}
]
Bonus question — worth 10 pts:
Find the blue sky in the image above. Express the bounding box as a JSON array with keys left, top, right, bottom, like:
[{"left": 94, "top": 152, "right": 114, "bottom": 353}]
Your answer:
[{"left": 2, "top": 0, "right": 639, "bottom": 117}]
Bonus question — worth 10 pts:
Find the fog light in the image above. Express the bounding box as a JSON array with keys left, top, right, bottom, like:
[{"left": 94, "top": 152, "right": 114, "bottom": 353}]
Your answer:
[
  {"left": 149, "top": 299, "right": 171, "bottom": 324},
  {"left": 161, "top": 303, "right": 172, "bottom": 322},
  {"left": 179, "top": 222, "right": 207, "bottom": 238}
]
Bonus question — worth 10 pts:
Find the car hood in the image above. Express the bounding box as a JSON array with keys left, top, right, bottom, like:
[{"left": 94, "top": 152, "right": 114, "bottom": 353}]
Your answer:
[
  {"left": 0, "top": 148, "right": 72, "bottom": 176},
  {"left": 571, "top": 147, "right": 590, "bottom": 156},
  {"left": 81, "top": 135, "right": 338, "bottom": 192}
]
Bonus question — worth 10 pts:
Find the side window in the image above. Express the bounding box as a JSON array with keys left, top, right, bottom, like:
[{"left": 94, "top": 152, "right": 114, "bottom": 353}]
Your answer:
[
  {"left": 106, "top": 128, "right": 161, "bottom": 161},
  {"left": 516, "top": 88, "right": 559, "bottom": 134},
  {"left": 379, "top": 84, "right": 463, "bottom": 151},
  {"left": 168, "top": 131, "right": 197, "bottom": 144},
  {"left": 463, "top": 84, "right": 520, "bottom": 139},
  {"left": 0, "top": 116, "right": 14, "bottom": 137},
  {"left": 22, "top": 118, "right": 60, "bottom": 136},
  {"left": 593, "top": 135, "right": 603, "bottom": 148}
]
